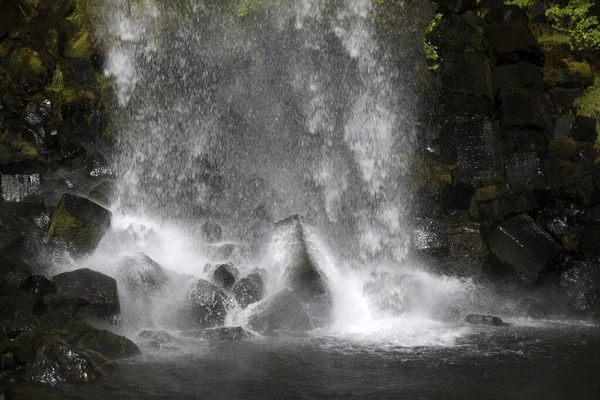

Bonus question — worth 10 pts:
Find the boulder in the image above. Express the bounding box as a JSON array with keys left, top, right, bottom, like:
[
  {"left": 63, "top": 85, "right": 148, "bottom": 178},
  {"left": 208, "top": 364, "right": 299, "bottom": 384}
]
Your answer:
[
  {"left": 182, "top": 327, "right": 255, "bottom": 341},
  {"left": 247, "top": 289, "right": 312, "bottom": 334},
  {"left": 486, "top": 214, "right": 562, "bottom": 279},
  {"left": 492, "top": 62, "right": 543, "bottom": 94},
  {"left": 136, "top": 330, "right": 180, "bottom": 350},
  {"left": 177, "top": 279, "right": 227, "bottom": 329},
  {"left": 478, "top": 189, "right": 539, "bottom": 223},
  {"left": 46, "top": 193, "right": 112, "bottom": 256},
  {"left": 455, "top": 116, "right": 503, "bottom": 183},
  {"left": 514, "top": 298, "right": 548, "bottom": 319},
  {"left": 20, "top": 338, "right": 97, "bottom": 385},
  {"left": 464, "top": 314, "right": 507, "bottom": 326},
  {"left": 559, "top": 256, "right": 600, "bottom": 312},
  {"left": 549, "top": 88, "right": 583, "bottom": 110},
  {"left": 117, "top": 253, "right": 168, "bottom": 296},
  {"left": 52, "top": 268, "right": 120, "bottom": 322},
  {"left": 553, "top": 117, "right": 572, "bottom": 139},
  {"left": 19, "top": 275, "right": 57, "bottom": 300},
  {"left": 65, "top": 321, "right": 141, "bottom": 359},
  {"left": 0, "top": 253, "right": 32, "bottom": 287},
  {"left": 572, "top": 116, "right": 598, "bottom": 143},
  {"left": 88, "top": 181, "right": 116, "bottom": 207},
  {"left": 500, "top": 88, "right": 552, "bottom": 131},
  {"left": 504, "top": 152, "right": 543, "bottom": 187},
  {"left": 233, "top": 273, "right": 264, "bottom": 308},
  {"left": 211, "top": 262, "right": 239, "bottom": 289},
  {"left": 0, "top": 174, "right": 41, "bottom": 203},
  {"left": 0, "top": 281, "right": 35, "bottom": 323},
  {"left": 201, "top": 220, "right": 222, "bottom": 243},
  {"left": 484, "top": 21, "right": 543, "bottom": 65},
  {"left": 428, "top": 13, "right": 486, "bottom": 54}
]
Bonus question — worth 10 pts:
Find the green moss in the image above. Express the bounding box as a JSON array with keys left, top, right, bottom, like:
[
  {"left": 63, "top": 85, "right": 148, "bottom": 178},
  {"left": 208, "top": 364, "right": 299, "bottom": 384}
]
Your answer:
[
  {"left": 236, "top": 0, "right": 264, "bottom": 16},
  {"left": 549, "top": 137, "right": 577, "bottom": 159},
  {"left": 564, "top": 58, "right": 594, "bottom": 85},
  {"left": 11, "top": 47, "right": 45, "bottom": 76},
  {"left": 406, "top": 152, "right": 453, "bottom": 196},
  {"left": 11, "top": 137, "right": 39, "bottom": 157},
  {"left": 46, "top": 200, "right": 94, "bottom": 249},
  {"left": 65, "top": 30, "right": 92, "bottom": 58},
  {"left": 504, "top": 0, "right": 540, "bottom": 7},
  {"left": 46, "top": 67, "right": 64, "bottom": 93},
  {"left": 561, "top": 231, "right": 579, "bottom": 252}
]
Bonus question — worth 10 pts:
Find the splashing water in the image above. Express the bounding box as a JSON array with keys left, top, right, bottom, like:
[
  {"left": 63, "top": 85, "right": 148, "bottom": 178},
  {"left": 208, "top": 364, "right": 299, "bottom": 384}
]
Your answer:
[{"left": 54, "top": 0, "right": 500, "bottom": 348}]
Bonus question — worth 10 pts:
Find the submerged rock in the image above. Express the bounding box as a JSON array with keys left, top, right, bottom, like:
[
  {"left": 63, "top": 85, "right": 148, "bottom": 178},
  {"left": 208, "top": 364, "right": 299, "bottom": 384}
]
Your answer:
[
  {"left": 465, "top": 314, "right": 508, "bottom": 327},
  {"left": 177, "top": 279, "right": 228, "bottom": 329},
  {"left": 248, "top": 289, "right": 312, "bottom": 334},
  {"left": 52, "top": 268, "right": 120, "bottom": 322},
  {"left": 233, "top": 273, "right": 264, "bottom": 308},
  {"left": 181, "top": 326, "right": 254, "bottom": 341},
  {"left": 45, "top": 193, "right": 112, "bottom": 256},
  {"left": 117, "top": 253, "right": 169, "bottom": 296}
]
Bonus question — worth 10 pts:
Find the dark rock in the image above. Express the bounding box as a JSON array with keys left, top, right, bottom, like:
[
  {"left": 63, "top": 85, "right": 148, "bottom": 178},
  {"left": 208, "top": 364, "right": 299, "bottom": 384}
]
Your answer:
[
  {"left": 212, "top": 263, "right": 239, "bottom": 290},
  {"left": 52, "top": 268, "right": 120, "bottom": 322},
  {"left": 0, "top": 280, "right": 35, "bottom": 324},
  {"left": 20, "top": 338, "right": 97, "bottom": 385},
  {"left": 484, "top": 21, "right": 543, "bottom": 65},
  {"left": 233, "top": 273, "right": 265, "bottom": 308},
  {"left": 572, "top": 116, "right": 598, "bottom": 143},
  {"left": 45, "top": 193, "right": 112, "bottom": 256},
  {"left": 88, "top": 181, "right": 116, "bottom": 207},
  {"left": 514, "top": 298, "right": 548, "bottom": 319},
  {"left": 493, "top": 62, "right": 543, "bottom": 94},
  {"left": 66, "top": 321, "right": 141, "bottom": 359},
  {"left": 530, "top": 2, "right": 549, "bottom": 23},
  {"left": 486, "top": 214, "right": 562, "bottom": 279},
  {"left": 6, "top": 329, "right": 45, "bottom": 366},
  {"left": 478, "top": 189, "right": 539, "bottom": 223},
  {"left": 136, "top": 330, "right": 179, "bottom": 349},
  {"left": 549, "top": 88, "right": 584, "bottom": 110},
  {"left": 440, "top": 53, "right": 493, "bottom": 115},
  {"left": 182, "top": 326, "right": 255, "bottom": 341},
  {"left": 500, "top": 88, "right": 552, "bottom": 131},
  {"left": 178, "top": 279, "right": 227, "bottom": 329},
  {"left": 117, "top": 253, "right": 168, "bottom": 296},
  {"left": 0, "top": 174, "right": 41, "bottom": 203},
  {"left": 553, "top": 117, "right": 572, "bottom": 139},
  {"left": 437, "top": 0, "right": 477, "bottom": 14},
  {"left": 247, "top": 289, "right": 312, "bottom": 334},
  {"left": 86, "top": 153, "right": 113, "bottom": 178},
  {"left": 0, "top": 254, "right": 32, "bottom": 287},
  {"left": 461, "top": 11, "right": 487, "bottom": 33},
  {"left": 504, "top": 152, "right": 543, "bottom": 187},
  {"left": 19, "top": 275, "right": 57, "bottom": 300},
  {"left": 465, "top": 314, "right": 507, "bottom": 326},
  {"left": 80, "top": 349, "right": 120, "bottom": 377},
  {"left": 429, "top": 13, "right": 486, "bottom": 53},
  {"left": 455, "top": 116, "right": 503, "bottom": 183},
  {"left": 201, "top": 220, "right": 222, "bottom": 243},
  {"left": 559, "top": 255, "right": 600, "bottom": 311}
]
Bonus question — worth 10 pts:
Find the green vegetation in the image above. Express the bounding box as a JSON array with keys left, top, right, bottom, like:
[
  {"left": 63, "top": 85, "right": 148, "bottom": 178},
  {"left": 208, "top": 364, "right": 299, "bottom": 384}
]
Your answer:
[
  {"left": 573, "top": 78, "right": 600, "bottom": 153},
  {"left": 546, "top": 1, "right": 600, "bottom": 50},
  {"left": 423, "top": 13, "right": 442, "bottom": 71},
  {"left": 47, "top": 67, "right": 64, "bottom": 93},
  {"left": 504, "top": 0, "right": 540, "bottom": 7},
  {"left": 236, "top": 0, "right": 264, "bottom": 16}
]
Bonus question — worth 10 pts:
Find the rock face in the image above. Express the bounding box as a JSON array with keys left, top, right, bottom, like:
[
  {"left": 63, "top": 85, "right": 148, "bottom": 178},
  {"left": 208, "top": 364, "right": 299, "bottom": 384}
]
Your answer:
[
  {"left": 52, "top": 268, "right": 120, "bottom": 322},
  {"left": 486, "top": 214, "right": 562, "bottom": 279},
  {"left": 46, "top": 193, "right": 112, "bottom": 256},
  {"left": 233, "top": 273, "right": 264, "bottom": 308},
  {"left": 455, "top": 116, "right": 502, "bottom": 183},
  {"left": 117, "top": 253, "right": 168, "bottom": 296},
  {"left": 248, "top": 289, "right": 312, "bottom": 334},
  {"left": 178, "top": 279, "right": 228, "bottom": 329},
  {"left": 20, "top": 338, "right": 97, "bottom": 385},
  {"left": 559, "top": 256, "right": 600, "bottom": 312}
]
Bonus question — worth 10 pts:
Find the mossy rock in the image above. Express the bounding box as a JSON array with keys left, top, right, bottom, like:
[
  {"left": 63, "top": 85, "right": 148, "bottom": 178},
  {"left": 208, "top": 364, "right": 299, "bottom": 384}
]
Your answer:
[
  {"left": 64, "top": 320, "right": 141, "bottom": 359},
  {"left": 64, "top": 29, "right": 92, "bottom": 58},
  {"left": 549, "top": 137, "right": 577, "bottom": 159},
  {"left": 46, "top": 193, "right": 111, "bottom": 255}
]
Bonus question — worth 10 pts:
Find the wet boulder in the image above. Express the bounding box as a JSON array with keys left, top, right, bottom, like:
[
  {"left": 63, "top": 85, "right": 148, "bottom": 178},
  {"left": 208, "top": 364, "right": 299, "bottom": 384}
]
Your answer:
[
  {"left": 52, "top": 268, "right": 120, "bottom": 322},
  {"left": 210, "top": 262, "right": 239, "bottom": 290},
  {"left": 233, "top": 273, "right": 264, "bottom": 308},
  {"left": 484, "top": 21, "right": 543, "bottom": 65},
  {"left": 117, "top": 253, "right": 169, "bottom": 296},
  {"left": 19, "top": 275, "right": 57, "bottom": 300},
  {"left": 492, "top": 62, "right": 543, "bottom": 94},
  {"left": 559, "top": 256, "right": 600, "bottom": 312},
  {"left": 514, "top": 298, "right": 548, "bottom": 319},
  {"left": 465, "top": 314, "right": 508, "bottom": 326},
  {"left": 553, "top": 117, "right": 572, "bottom": 139},
  {"left": 182, "top": 326, "right": 255, "bottom": 341},
  {"left": 0, "top": 253, "right": 32, "bottom": 287},
  {"left": 572, "top": 116, "right": 598, "bottom": 143},
  {"left": 455, "top": 116, "right": 503, "bottom": 183},
  {"left": 0, "top": 281, "right": 35, "bottom": 323},
  {"left": 504, "top": 152, "right": 543, "bottom": 188},
  {"left": 136, "top": 330, "right": 180, "bottom": 350},
  {"left": 88, "top": 181, "right": 116, "bottom": 208},
  {"left": 248, "top": 289, "right": 312, "bottom": 334},
  {"left": 0, "top": 174, "right": 41, "bottom": 203},
  {"left": 486, "top": 214, "right": 562, "bottom": 280},
  {"left": 65, "top": 321, "right": 141, "bottom": 360},
  {"left": 177, "top": 279, "right": 228, "bottom": 329},
  {"left": 440, "top": 53, "right": 493, "bottom": 115},
  {"left": 428, "top": 13, "right": 486, "bottom": 54},
  {"left": 500, "top": 88, "right": 552, "bottom": 131},
  {"left": 45, "top": 193, "right": 112, "bottom": 256},
  {"left": 20, "top": 338, "right": 97, "bottom": 385}
]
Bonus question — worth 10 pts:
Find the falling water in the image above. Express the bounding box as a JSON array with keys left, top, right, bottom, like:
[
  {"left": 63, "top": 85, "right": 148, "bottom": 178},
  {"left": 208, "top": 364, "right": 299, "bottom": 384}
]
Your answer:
[{"left": 60, "top": 0, "right": 491, "bottom": 346}]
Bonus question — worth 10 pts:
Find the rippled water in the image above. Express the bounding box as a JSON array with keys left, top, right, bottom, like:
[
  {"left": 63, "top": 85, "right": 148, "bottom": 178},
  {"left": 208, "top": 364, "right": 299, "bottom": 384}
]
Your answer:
[{"left": 9, "top": 322, "right": 600, "bottom": 399}]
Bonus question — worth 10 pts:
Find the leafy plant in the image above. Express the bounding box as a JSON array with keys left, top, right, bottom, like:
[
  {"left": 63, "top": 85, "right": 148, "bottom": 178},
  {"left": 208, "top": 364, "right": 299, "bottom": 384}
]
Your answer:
[
  {"left": 545, "top": 1, "right": 600, "bottom": 50},
  {"left": 423, "top": 13, "right": 442, "bottom": 71}
]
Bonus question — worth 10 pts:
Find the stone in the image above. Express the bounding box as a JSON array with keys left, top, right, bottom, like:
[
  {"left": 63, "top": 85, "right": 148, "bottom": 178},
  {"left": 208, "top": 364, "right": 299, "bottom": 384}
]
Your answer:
[
  {"left": 233, "top": 273, "right": 265, "bottom": 308},
  {"left": 492, "top": 62, "right": 543, "bottom": 93},
  {"left": 136, "top": 330, "right": 179, "bottom": 349},
  {"left": 0, "top": 281, "right": 35, "bottom": 323},
  {"left": 66, "top": 321, "right": 141, "bottom": 360},
  {"left": 88, "top": 181, "right": 116, "bottom": 207},
  {"left": 19, "top": 275, "right": 57, "bottom": 309},
  {"left": 504, "top": 152, "right": 542, "bottom": 187},
  {"left": 486, "top": 214, "right": 562, "bottom": 279},
  {"left": 464, "top": 314, "right": 507, "bottom": 326},
  {"left": 572, "top": 116, "right": 598, "bottom": 143},
  {"left": 514, "top": 298, "right": 548, "bottom": 319},
  {"left": 455, "top": 116, "right": 502, "bottom": 183},
  {"left": 80, "top": 349, "right": 120, "bottom": 377},
  {"left": 0, "top": 253, "right": 32, "bottom": 287},
  {"left": 429, "top": 13, "right": 486, "bottom": 53},
  {"left": 201, "top": 220, "right": 222, "bottom": 243},
  {"left": 554, "top": 117, "right": 572, "bottom": 139},
  {"left": 86, "top": 153, "right": 113, "bottom": 178},
  {"left": 182, "top": 327, "right": 255, "bottom": 341},
  {"left": 479, "top": 189, "right": 538, "bottom": 223},
  {"left": 549, "top": 88, "right": 583, "bottom": 110},
  {"left": 440, "top": 53, "right": 493, "bottom": 115},
  {"left": 461, "top": 11, "right": 486, "bottom": 33},
  {"left": 559, "top": 256, "right": 600, "bottom": 312},
  {"left": 46, "top": 193, "right": 112, "bottom": 255},
  {"left": 20, "top": 338, "right": 97, "bottom": 385},
  {"left": 437, "top": 0, "right": 477, "bottom": 14},
  {"left": 117, "top": 253, "right": 169, "bottom": 296},
  {"left": 484, "top": 21, "right": 543, "bottom": 65},
  {"left": 52, "top": 268, "right": 120, "bottom": 322},
  {"left": 211, "top": 263, "right": 239, "bottom": 290},
  {"left": 500, "top": 88, "right": 552, "bottom": 132},
  {"left": 0, "top": 174, "right": 41, "bottom": 202},
  {"left": 177, "top": 279, "right": 228, "bottom": 329},
  {"left": 247, "top": 289, "right": 312, "bottom": 334}
]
